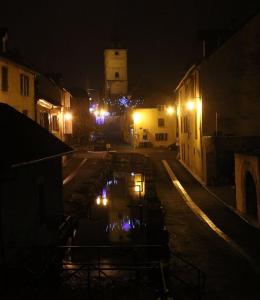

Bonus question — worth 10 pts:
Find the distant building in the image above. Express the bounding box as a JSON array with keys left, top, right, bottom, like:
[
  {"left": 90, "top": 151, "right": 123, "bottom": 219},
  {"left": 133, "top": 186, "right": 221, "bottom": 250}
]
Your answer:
[
  {"left": 0, "top": 29, "right": 36, "bottom": 120},
  {"left": 123, "top": 105, "right": 177, "bottom": 148},
  {"left": 0, "top": 104, "right": 73, "bottom": 273},
  {"left": 36, "top": 73, "right": 73, "bottom": 143},
  {"left": 104, "top": 46, "right": 128, "bottom": 99},
  {"left": 175, "top": 12, "right": 260, "bottom": 185},
  {"left": 68, "top": 87, "right": 92, "bottom": 145}
]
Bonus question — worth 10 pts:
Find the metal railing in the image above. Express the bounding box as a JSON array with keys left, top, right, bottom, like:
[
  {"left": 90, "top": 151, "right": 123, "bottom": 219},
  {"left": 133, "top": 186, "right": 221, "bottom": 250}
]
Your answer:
[
  {"left": 169, "top": 250, "right": 206, "bottom": 300},
  {"left": 59, "top": 244, "right": 172, "bottom": 298}
]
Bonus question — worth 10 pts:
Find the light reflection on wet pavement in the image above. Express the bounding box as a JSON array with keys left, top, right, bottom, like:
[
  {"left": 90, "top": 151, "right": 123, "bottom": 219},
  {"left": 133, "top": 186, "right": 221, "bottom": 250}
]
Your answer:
[{"left": 62, "top": 153, "right": 167, "bottom": 298}]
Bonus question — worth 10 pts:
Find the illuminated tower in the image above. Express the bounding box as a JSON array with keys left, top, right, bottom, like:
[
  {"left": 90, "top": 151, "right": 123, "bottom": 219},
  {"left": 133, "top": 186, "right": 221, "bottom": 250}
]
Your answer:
[{"left": 104, "top": 44, "right": 128, "bottom": 99}]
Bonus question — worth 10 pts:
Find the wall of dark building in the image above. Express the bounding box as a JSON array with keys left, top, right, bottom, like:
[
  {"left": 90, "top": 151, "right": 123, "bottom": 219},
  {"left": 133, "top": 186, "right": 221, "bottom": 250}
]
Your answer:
[
  {"left": 0, "top": 158, "right": 63, "bottom": 264},
  {"left": 200, "top": 13, "right": 260, "bottom": 137}
]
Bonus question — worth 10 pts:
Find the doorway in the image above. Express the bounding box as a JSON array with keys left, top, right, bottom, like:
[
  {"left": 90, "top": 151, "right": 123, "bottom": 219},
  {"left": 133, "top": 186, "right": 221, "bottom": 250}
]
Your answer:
[{"left": 245, "top": 172, "right": 258, "bottom": 220}]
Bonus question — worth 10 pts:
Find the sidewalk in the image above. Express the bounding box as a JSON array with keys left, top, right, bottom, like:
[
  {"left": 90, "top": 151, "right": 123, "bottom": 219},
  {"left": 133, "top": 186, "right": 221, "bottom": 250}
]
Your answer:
[{"left": 165, "top": 154, "right": 260, "bottom": 271}]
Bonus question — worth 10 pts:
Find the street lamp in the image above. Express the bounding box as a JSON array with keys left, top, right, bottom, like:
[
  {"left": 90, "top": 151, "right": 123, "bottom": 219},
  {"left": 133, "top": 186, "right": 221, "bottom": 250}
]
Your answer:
[
  {"left": 186, "top": 101, "right": 195, "bottom": 111},
  {"left": 166, "top": 106, "right": 174, "bottom": 115},
  {"left": 133, "top": 112, "right": 141, "bottom": 151}
]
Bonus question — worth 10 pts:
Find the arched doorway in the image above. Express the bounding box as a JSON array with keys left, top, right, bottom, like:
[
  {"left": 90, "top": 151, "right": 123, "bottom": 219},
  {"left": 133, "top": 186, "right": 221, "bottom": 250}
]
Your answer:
[{"left": 245, "top": 172, "right": 258, "bottom": 220}]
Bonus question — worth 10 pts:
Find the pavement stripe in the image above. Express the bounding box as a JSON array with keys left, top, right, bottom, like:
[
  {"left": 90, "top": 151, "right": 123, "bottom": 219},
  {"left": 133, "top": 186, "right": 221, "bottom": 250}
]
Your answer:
[
  {"left": 162, "top": 159, "right": 259, "bottom": 273},
  {"left": 63, "top": 158, "right": 87, "bottom": 186}
]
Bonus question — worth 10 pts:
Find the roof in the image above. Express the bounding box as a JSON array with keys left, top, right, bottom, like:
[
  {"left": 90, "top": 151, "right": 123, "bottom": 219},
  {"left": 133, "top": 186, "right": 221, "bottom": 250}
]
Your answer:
[
  {"left": 175, "top": 10, "right": 260, "bottom": 92},
  {"left": 0, "top": 51, "right": 38, "bottom": 74},
  {"left": 68, "top": 87, "right": 88, "bottom": 98},
  {"left": 237, "top": 148, "right": 260, "bottom": 157},
  {"left": 0, "top": 104, "right": 73, "bottom": 168}
]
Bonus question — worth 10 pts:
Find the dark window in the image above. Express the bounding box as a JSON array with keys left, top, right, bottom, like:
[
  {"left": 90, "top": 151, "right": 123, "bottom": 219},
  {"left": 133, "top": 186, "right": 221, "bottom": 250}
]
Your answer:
[
  {"left": 115, "top": 51, "right": 119, "bottom": 56},
  {"left": 20, "top": 74, "right": 29, "bottom": 96},
  {"left": 52, "top": 115, "right": 59, "bottom": 131},
  {"left": 40, "top": 111, "right": 49, "bottom": 130},
  {"left": 155, "top": 133, "right": 168, "bottom": 141},
  {"left": 245, "top": 172, "right": 258, "bottom": 220},
  {"left": 115, "top": 72, "right": 119, "bottom": 79},
  {"left": 22, "top": 110, "right": 28, "bottom": 116},
  {"left": 143, "top": 134, "right": 148, "bottom": 140},
  {"left": 158, "top": 118, "right": 165, "bottom": 127},
  {"left": 1, "top": 66, "right": 8, "bottom": 91},
  {"left": 157, "top": 105, "right": 164, "bottom": 111}
]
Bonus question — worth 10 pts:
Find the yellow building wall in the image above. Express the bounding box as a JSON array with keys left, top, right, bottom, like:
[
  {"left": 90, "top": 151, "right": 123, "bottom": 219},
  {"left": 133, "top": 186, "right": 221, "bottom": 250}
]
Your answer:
[
  {"left": 0, "top": 58, "right": 35, "bottom": 120},
  {"left": 104, "top": 49, "right": 128, "bottom": 95},
  {"left": 133, "top": 107, "right": 176, "bottom": 147},
  {"left": 177, "top": 69, "right": 204, "bottom": 182}
]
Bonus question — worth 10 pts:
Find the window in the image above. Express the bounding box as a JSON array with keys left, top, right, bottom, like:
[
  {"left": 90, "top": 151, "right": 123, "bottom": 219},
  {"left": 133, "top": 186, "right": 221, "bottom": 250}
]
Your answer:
[
  {"left": 158, "top": 118, "right": 165, "bottom": 127},
  {"left": 1, "top": 66, "right": 8, "bottom": 91},
  {"left": 184, "top": 116, "right": 189, "bottom": 133},
  {"left": 143, "top": 134, "right": 148, "bottom": 140},
  {"left": 115, "top": 72, "right": 119, "bottom": 79},
  {"left": 157, "top": 105, "right": 165, "bottom": 111},
  {"left": 155, "top": 133, "right": 168, "bottom": 141},
  {"left": 40, "top": 111, "right": 49, "bottom": 130},
  {"left": 115, "top": 51, "right": 119, "bottom": 56},
  {"left": 195, "top": 111, "right": 198, "bottom": 139},
  {"left": 52, "top": 115, "right": 59, "bottom": 131},
  {"left": 20, "top": 74, "right": 29, "bottom": 96}
]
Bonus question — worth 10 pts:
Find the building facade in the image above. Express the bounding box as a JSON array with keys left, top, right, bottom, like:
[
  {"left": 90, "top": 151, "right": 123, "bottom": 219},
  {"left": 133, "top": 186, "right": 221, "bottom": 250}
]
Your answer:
[
  {"left": 104, "top": 48, "right": 128, "bottom": 98},
  {"left": 175, "top": 12, "right": 260, "bottom": 185},
  {"left": 0, "top": 55, "right": 36, "bottom": 120},
  {"left": 69, "top": 87, "right": 92, "bottom": 145},
  {"left": 36, "top": 74, "right": 72, "bottom": 143},
  {"left": 124, "top": 106, "right": 177, "bottom": 148}
]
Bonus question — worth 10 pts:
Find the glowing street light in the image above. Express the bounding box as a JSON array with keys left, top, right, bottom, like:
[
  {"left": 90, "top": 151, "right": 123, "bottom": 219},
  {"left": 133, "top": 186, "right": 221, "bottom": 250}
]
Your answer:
[
  {"left": 186, "top": 101, "right": 195, "bottom": 111},
  {"left": 64, "top": 112, "right": 72, "bottom": 121},
  {"left": 133, "top": 112, "right": 141, "bottom": 123},
  {"left": 166, "top": 106, "right": 174, "bottom": 115}
]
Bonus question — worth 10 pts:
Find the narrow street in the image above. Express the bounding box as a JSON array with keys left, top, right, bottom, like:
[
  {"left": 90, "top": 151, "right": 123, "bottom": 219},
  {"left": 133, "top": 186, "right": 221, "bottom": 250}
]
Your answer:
[
  {"left": 62, "top": 146, "right": 260, "bottom": 299},
  {"left": 143, "top": 148, "right": 260, "bottom": 299}
]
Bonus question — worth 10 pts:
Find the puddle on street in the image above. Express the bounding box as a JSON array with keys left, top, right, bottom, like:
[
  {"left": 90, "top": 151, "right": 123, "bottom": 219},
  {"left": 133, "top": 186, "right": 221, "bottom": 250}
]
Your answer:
[{"left": 74, "top": 169, "right": 146, "bottom": 246}]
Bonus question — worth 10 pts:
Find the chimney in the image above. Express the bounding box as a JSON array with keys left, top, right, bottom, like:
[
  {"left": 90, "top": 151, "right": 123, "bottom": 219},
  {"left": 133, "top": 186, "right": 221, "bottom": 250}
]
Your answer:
[{"left": 0, "top": 28, "right": 8, "bottom": 53}]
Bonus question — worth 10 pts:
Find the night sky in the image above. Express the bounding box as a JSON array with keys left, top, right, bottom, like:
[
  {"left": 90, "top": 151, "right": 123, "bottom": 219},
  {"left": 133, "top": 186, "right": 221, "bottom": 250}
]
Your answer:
[{"left": 1, "top": 0, "right": 260, "bottom": 103}]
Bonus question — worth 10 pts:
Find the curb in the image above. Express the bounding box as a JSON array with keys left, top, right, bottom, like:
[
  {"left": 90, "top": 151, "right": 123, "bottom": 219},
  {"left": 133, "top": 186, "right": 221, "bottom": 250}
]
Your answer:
[{"left": 177, "top": 158, "right": 260, "bottom": 232}]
